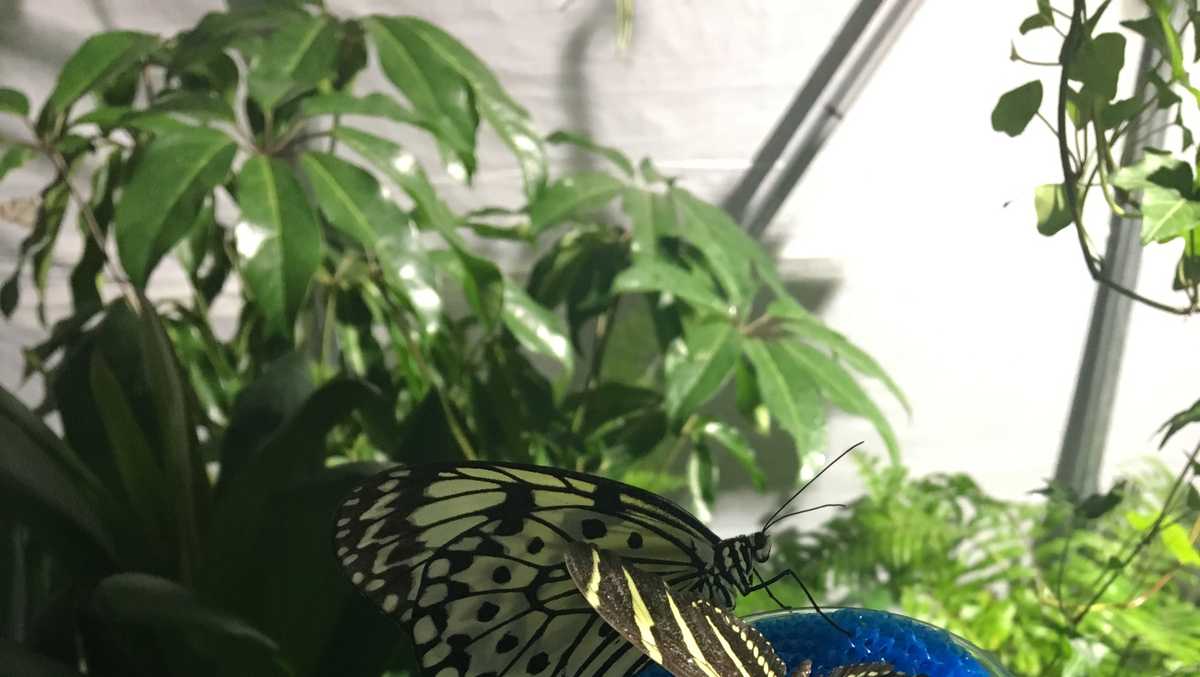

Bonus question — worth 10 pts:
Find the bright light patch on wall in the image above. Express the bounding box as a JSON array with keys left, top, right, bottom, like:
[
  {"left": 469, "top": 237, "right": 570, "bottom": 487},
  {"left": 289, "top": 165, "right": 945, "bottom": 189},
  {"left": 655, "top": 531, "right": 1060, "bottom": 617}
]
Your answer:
[{"left": 234, "top": 221, "right": 269, "bottom": 259}]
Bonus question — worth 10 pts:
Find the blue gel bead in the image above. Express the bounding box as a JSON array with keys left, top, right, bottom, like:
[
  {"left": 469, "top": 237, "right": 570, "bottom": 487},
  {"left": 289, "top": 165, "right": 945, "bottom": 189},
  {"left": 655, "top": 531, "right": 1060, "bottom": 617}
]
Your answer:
[{"left": 636, "top": 608, "right": 1013, "bottom": 676}]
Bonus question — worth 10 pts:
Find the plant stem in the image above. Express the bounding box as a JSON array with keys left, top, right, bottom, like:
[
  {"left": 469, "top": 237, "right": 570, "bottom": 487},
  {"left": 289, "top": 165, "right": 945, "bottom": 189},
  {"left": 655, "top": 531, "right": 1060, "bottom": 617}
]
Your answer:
[
  {"left": 1055, "top": 2, "right": 1195, "bottom": 316},
  {"left": 572, "top": 300, "right": 620, "bottom": 433},
  {"left": 379, "top": 284, "right": 478, "bottom": 460},
  {"left": 28, "top": 121, "right": 140, "bottom": 313},
  {"left": 1069, "top": 442, "right": 1200, "bottom": 627}
]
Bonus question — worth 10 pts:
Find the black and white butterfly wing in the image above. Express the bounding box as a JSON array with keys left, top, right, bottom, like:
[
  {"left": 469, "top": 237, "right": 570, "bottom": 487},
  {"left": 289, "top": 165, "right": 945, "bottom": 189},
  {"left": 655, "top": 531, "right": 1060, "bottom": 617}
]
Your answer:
[
  {"left": 333, "top": 462, "right": 728, "bottom": 677},
  {"left": 565, "top": 543, "right": 787, "bottom": 677}
]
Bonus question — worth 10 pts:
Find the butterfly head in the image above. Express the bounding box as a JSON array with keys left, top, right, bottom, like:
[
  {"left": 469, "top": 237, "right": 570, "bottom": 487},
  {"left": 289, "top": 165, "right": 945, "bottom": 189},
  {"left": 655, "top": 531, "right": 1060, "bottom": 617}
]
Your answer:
[{"left": 750, "top": 531, "right": 771, "bottom": 563}]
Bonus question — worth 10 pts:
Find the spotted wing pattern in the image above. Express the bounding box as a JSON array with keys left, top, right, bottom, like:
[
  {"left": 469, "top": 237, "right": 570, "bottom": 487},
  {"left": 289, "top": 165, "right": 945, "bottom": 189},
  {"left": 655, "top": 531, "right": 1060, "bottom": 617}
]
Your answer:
[
  {"left": 564, "top": 542, "right": 786, "bottom": 677},
  {"left": 793, "top": 660, "right": 925, "bottom": 677},
  {"left": 332, "top": 462, "right": 729, "bottom": 677}
]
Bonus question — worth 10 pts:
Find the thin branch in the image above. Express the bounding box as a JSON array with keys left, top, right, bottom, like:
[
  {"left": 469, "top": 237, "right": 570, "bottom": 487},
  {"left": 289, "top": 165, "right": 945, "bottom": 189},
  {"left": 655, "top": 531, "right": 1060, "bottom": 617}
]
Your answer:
[
  {"left": 1069, "top": 442, "right": 1200, "bottom": 627},
  {"left": 26, "top": 121, "right": 140, "bottom": 313}
]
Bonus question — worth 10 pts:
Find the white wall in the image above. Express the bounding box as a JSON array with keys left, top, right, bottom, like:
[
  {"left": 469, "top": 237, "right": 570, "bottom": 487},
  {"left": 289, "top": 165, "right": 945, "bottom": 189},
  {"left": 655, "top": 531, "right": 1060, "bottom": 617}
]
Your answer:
[{"left": 1, "top": 1, "right": 1195, "bottom": 536}]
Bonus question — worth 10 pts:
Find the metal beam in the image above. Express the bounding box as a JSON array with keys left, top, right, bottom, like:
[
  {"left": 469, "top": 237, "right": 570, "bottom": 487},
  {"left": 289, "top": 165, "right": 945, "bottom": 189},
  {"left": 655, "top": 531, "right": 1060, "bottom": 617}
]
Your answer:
[
  {"left": 722, "top": 0, "right": 885, "bottom": 223},
  {"left": 742, "top": 0, "right": 924, "bottom": 238}
]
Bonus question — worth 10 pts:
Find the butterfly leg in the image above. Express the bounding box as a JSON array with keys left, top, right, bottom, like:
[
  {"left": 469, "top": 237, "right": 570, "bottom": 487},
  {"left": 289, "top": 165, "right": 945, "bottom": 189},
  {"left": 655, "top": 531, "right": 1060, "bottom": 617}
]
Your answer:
[
  {"left": 746, "top": 568, "right": 849, "bottom": 637},
  {"left": 791, "top": 659, "right": 813, "bottom": 677}
]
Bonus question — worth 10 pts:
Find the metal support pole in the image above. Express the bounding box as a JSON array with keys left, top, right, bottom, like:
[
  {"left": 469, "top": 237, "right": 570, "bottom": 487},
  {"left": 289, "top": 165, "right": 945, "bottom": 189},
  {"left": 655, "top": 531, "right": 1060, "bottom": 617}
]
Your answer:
[
  {"left": 1053, "top": 14, "right": 1177, "bottom": 497},
  {"left": 722, "top": 0, "right": 885, "bottom": 223},
  {"left": 742, "top": 0, "right": 924, "bottom": 238}
]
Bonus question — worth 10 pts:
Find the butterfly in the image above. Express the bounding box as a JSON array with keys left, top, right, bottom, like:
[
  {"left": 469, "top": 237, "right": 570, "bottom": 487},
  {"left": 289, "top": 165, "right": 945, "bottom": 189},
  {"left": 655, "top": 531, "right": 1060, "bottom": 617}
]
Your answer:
[
  {"left": 332, "top": 446, "right": 858, "bottom": 677},
  {"left": 564, "top": 543, "right": 925, "bottom": 677}
]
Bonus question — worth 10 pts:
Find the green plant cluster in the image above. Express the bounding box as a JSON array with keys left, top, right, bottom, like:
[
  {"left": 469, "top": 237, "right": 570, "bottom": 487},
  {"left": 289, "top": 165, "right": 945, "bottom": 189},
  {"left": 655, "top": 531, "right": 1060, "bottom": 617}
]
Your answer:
[
  {"left": 0, "top": 2, "right": 904, "bottom": 675},
  {"left": 992, "top": 0, "right": 1200, "bottom": 314},
  {"left": 740, "top": 456, "right": 1200, "bottom": 676}
]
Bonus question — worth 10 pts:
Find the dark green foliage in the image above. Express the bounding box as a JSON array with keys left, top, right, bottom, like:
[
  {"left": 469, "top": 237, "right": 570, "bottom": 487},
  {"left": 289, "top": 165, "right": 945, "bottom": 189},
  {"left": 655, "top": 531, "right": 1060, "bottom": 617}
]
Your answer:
[
  {"left": 0, "top": 5, "right": 904, "bottom": 675},
  {"left": 739, "top": 457, "right": 1200, "bottom": 676}
]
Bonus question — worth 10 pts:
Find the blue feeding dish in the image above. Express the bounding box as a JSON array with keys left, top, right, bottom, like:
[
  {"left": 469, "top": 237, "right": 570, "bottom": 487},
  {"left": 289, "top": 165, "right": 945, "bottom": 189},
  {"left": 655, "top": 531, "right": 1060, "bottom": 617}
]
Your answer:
[{"left": 637, "top": 608, "right": 1013, "bottom": 677}]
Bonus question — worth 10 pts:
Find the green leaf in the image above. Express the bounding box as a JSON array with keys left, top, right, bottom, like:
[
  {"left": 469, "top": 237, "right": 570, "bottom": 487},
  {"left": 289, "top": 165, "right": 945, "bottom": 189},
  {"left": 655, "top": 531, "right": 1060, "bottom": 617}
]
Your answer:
[
  {"left": 0, "top": 385, "right": 116, "bottom": 569},
  {"left": 766, "top": 299, "right": 910, "bottom": 414},
  {"left": 40, "top": 31, "right": 159, "bottom": 132},
  {"left": 1138, "top": 186, "right": 1200, "bottom": 243},
  {"left": 735, "top": 357, "right": 761, "bottom": 421},
  {"left": 0, "top": 146, "right": 34, "bottom": 182},
  {"left": 0, "top": 641, "right": 85, "bottom": 677},
  {"left": 1076, "top": 483, "right": 1124, "bottom": 519},
  {"left": 1112, "top": 152, "right": 1200, "bottom": 243},
  {"left": 234, "top": 155, "right": 323, "bottom": 335},
  {"left": 381, "top": 17, "right": 547, "bottom": 198},
  {"left": 362, "top": 17, "right": 478, "bottom": 179},
  {"left": 378, "top": 225, "right": 443, "bottom": 332},
  {"left": 72, "top": 104, "right": 132, "bottom": 131},
  {"left": 300, "top": 151, "right": 406, "bottom": 246},
  {"left": 1019, "top": 13, "right": 1054, "bottom": 34},
  {"left": 1159, "top": 522, "right": 1200, "bottom": 567},
  {"left": 621, "top": 188, "right": 658, "bottom": 259},
  {"left": 780, "top": 340, "right": 900, "bottom": 462},
  {"left": 664, "top": 320, "right": 740, "bottom": 421},
  {"left": 1112, "top": 149, "right": 1194, "bottom": 195},
  {"left": 1067, "top": 33, "right": 1126, "bottom": 102},
  {"left": 236, "top": 463, "right": 403, "bottom": 677},
  {"left": 671, "top": 188, "right": 761, "bottom": 305},
  {"left": 612, "top": 259, "right": 733, "bottom": 317},
  {"left": 333, "top": 126, "right": 458, "bottom": 235},
  {"left": 1121, "top": 17, "right": 1165, "bottom": 51},
  {"left": 530, "top": 172, "right": 625, "bottom": 234},
  {"left": 697, "top": 418, "right": 766, "bottom": 490},
  {"left": 248, "top": 14, "right": 339, "bottom": 110},
  {"left": 640, "top": 157, "right": 669, "bottom": 184},
  {"left": 148, "top": 90, "right": 236, "bottom": 122},
  {"left": 688, "top": 441, "right": 718, "bottom": 511},
  {"left": 90, "top": 573, "right": 286, "bottom": 674},
  {"left": 1159, "top": 396, "right": 1200, "bottom": 447},
  {"left": 0, "top": 87, "right": 29, "bottom": 116},
  {"left": 1034, "top": 183, "right": 1074, "bottom": 236},
  {"left": 1175, "top": 229, "right": 1200, "bottom": 290},
  {"left": 298, "top": 91, "right": 421, "bottom": 125},
  {"left": 619, "top": 470, "right": 686, "bottom": 495},
  {"left": 89, "top": 353, "right": 169, "bottom": 556},
  {"left": 1147, "top": 0, "right": 1187, "bottom": 82},
  {"left": 134, "top": 295, "right": 203, "bottom": 577},
  {"left": 1098, "top": 96, "right": 1141, "bottom": 130},
  {"left": 431, "top": 248, "right": 504, "bottom": 330},
  {"left": 1064, "top": 85, "right": 1094, "bottom": 128},
  {"left": 991, "top": 81, "right": 1043, "bottom": 136},
  {"left": 205, "top": 380, "right": 394, "bottom": 598},
  {"left": 744, "top": 339, "right": 825, "bottom": 459},
  {"left": 1147, "top": 70, "right": 1182, "bottom": 109},
  {"left": 547, "top": 130, "right": 635, "bottom": 176},
  {"left": 6, "top": 181, "right": 69, "bottom": 320},
  {"left": 114, "top": 126, "right": 236, "bottom": 286},
  {"left": 501, "top": 281, "right": 574, "bottom": 382}
]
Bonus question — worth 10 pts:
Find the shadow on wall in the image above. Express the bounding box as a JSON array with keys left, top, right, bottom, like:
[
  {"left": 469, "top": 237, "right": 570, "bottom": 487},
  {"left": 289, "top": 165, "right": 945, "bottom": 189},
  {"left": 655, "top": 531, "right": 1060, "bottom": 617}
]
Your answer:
[
  {"left": 0, "top": 1, "right": 99, "bottom": 81},
  {"left": 561, "top": 0, "right": 614, "bottom": 174}
]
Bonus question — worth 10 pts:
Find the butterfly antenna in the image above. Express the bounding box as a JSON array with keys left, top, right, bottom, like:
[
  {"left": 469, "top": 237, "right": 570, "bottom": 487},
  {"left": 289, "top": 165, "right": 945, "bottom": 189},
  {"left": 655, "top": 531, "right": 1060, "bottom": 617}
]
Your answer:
[
  {"left": 763, "top": 442, "right": 864, "bottom": 532},
  {"left": 767, "top": 503, "right": 846, "bottom": 528}
]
